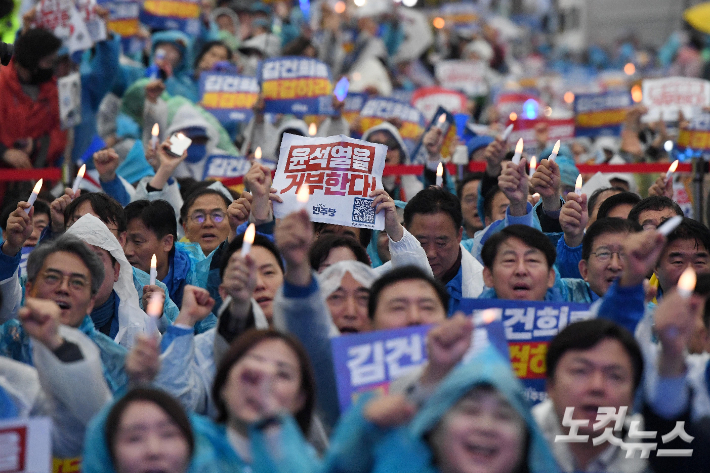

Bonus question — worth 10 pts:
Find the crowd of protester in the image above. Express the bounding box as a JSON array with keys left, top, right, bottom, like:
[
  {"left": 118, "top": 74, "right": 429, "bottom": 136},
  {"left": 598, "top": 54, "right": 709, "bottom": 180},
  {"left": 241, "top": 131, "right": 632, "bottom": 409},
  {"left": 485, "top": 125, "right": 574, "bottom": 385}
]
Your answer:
[{"left": 2, "top": 0, "right": 710, "bottom": 472}]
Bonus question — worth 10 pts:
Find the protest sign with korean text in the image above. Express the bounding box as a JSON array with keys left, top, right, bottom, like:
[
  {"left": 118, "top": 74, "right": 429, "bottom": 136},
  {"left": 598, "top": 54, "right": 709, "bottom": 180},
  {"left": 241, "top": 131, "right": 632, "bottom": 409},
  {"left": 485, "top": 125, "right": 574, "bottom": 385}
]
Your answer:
[
  {"left": 258, "top": 57, "right": 333, "bottom": 116},
  {"left": 494, "top": 91, "right": 541, "bottom": 119},
  {"left": 461, "top": 299, "right": 592, "bottom": 404},
  {"left": 273, "top": 134, "right": 386, "bottom": 230},
  {"left": 200, "top": 72, "right": 259, "bottom": 125},
  {"left": 411, "top": 86, "right": 467, "bottom": 122},
  {"left": 0, "top": 417, "right": 51, "bottom": 473},
  {"left": 139, "top": 0, "right": 200, "bottom": 35},
  {"left": 574, "top": 91, "right": 632, "bottom": 137},
  {"left": 676, "top": 111, "right": 710, "bottom": 159},
  {"left": 58, "top": 72, "right": 82, "bottom": 130},
  {"left": 642, "top": 77, "right": 710, "bottom": 122},
  {"left": 97, "top": 0, "right": 141, "bottom": 53},
  {"left": 341, "top": 92, "right": 368, "bottom": 128},
  {"left": 358, "top": 97, "right": 426, "bottom": 152},
  {"left": 34, "top": 0, "right": 94, "bottom": 53},
  {"left": 410, "top": 106, "right": 459, "bottom": 164},
  {"left": 435, "top": 60, "right": 489, "bottom": 97}
]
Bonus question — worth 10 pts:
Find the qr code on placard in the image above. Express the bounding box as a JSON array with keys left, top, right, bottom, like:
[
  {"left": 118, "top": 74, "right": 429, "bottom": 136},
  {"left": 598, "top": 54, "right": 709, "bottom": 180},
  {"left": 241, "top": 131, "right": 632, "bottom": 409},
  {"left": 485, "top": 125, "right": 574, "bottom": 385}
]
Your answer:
[{"left": 352, "top": 197, "right": 375, "bottom": 225}]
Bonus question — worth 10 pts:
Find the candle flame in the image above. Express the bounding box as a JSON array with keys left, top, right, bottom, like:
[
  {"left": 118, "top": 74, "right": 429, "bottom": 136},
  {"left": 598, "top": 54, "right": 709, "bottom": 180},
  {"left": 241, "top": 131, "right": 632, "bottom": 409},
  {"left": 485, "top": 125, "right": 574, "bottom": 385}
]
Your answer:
[
  {"left": 77, "top": 164, "right": 86, "bottom": 179},
  {"left": 668, "top": 160, "right": 679, "bottom": 174},
  {"left": 32, "top": 179, "right": 43, "bottom": 194},
  {"left": 176, "top": 132, "right": 185, "bottom": 139},
  {"left": 146, "top": 292, "right": 164, "bottom": 318},
  {"left": 575, "top": 174, "right": 583, "bottom": 192},
  {"left": 436, "top": 162, "right": 443, "bottom": 177},
  {"left": 244, "top": 223, "right": 256, "bottom": 245},
  {"left": 297, "top": 184, "right": 310, "bottom": 203},
  {"left": 515, "top": 138, "right": 523, "bottom": 154},
  {"left": 529, "top": 156, "right": 536, "bottom": 171},
  {"left": 308, "top": 123, "right": 317, "bottom": 136},
  {"left": 437, "top": 114, "right": 446, "bottom": 124},
  {"left": 480, "top": 308, "right": 497, "bottom": 324},
  {"left": 552, "top": 140, "right": 560, "bottom": 155},
  {"left": 151, "top": 123, "right": 159, "bottom": 136},
  {"left": 255, "top": 147, "right": 262, "bottom": 160},
  {"left": 678, "top": 266, "right": 697, "bottom": 294},
  {"left": 150, "top": 254, "right": 157, "bottom": 269}
]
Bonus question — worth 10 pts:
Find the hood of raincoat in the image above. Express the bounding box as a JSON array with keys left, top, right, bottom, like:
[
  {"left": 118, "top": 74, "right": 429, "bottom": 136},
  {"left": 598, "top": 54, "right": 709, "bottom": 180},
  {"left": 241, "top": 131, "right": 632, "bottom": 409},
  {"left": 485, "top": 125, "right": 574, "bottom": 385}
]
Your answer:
[
  {"left": 362, "top": 121, "right": 410, "bottom": 163},
  {"left": 409, "top": 345, "right": 561, "bottom": 473},
  {"left": 151, "top": 30, "right": 193, "bottom": 77}
]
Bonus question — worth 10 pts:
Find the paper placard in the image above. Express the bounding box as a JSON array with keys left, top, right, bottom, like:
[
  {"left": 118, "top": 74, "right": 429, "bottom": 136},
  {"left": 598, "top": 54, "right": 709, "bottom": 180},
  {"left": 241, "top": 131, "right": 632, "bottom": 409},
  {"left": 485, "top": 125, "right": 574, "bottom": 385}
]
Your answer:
[
  {"left": 34, "top": 0, "right": 94, "bottom": 53},
  {"left": 411, "top": 86, "right": 467, "bottom": 122},
  {"left": 58, "top": 72, "right": 82, "bottom": 130},
  {"left": 199, "top": 72, "right": 259, "bottom": 125},
  {"left": 435, "top": 60, "right": 489, "bottom": 97},
  {"left": 574, "top": 91, "right": 632, "bottom": 137},
  {"left": 642, "top": 77, "right": 710, "bottom": 122},
  {"left": 258, "top": 57, "right": 333, "bottom": 116},
  {"left": 273, "top": 134, "right": 386, "bottom": 230},
  {"left": 0, "top": 417, "right": 52, "bottom": 473}
]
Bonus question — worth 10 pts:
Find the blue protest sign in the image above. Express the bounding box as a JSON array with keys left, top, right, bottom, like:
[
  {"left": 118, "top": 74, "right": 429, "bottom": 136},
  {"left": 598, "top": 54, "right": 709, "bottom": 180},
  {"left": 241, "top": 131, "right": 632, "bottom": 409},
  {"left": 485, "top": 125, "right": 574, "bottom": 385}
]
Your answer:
[
  {"left": 574, "top": 91, "right": 632, "bottom": 138},
  {"left": 258, "top": 57, "right": 333, "bottom": 116},
  {"left": 199, "top": 72, "right": 259, "bottom": 125}
]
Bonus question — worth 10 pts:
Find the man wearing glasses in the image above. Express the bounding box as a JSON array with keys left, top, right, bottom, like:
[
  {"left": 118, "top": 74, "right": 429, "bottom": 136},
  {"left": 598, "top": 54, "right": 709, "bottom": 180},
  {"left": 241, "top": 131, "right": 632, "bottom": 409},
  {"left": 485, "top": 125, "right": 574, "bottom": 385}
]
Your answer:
[{"left": 180, "top": 188, "right": 233, "bottom": 256}]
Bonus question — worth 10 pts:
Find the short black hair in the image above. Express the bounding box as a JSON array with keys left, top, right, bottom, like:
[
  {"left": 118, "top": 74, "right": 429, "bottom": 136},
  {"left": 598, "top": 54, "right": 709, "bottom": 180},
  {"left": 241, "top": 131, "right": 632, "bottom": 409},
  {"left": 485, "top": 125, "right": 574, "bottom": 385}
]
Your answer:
[
  {"left": 664, "top": 218, "right": 710, "bottom": 257},
  {"left": 1, "top": 199, "right": 50, "bottom": 232},
  {"left": 482, "top": 185, "right": 506, "bottom": 225},
  {"left": 219, "top": 232, "right": 284, "bottom": 278},
  {"left": 180, "top": 188, "right": 232, "bottom": 225},
  {"left": 13, "top": 28, "right": 62, "bottom": 70},
  {"left": 194, "top": 40, "right": 233, "bottom": 70},
  {"left": 456, "top": 172, "right": 485, "bottom": 200},
  {"left": 368, "top": 265, "right": 449, "bottom": 319},
  {"left": 313, "top": 222, "right": 372, "bottom": 248},
  {"left": 309, "top": 234, "right": 370, "bottom": 271},
  {"left": 404, "top": 186, "right": 462, "bottom": 230},
  {"left": 124, "top": 200, "right": 178, "bottom": 242},
  {"left": 595, "top": 192, "right": 641, "bottom": 220},
  {"left": 546, "top": 319, "right": 644, "bottom": 391},
  {"left": 627, "top": 196, "right": 684, "bottom": 225},
  {"left": 105, "top": 388, "right": 194, "bottom": 465},
  {"left": 64, "top": 192, "right": 127, "bottom": 233},
  {"left": 480, "top": 225, "right": 556, "bottom": 269},
  {"left": 582, "top": 218, "right": 642, "bottom": 261},
  {"left": 587, "top": 186, "right": 624, "bottom": 215}
]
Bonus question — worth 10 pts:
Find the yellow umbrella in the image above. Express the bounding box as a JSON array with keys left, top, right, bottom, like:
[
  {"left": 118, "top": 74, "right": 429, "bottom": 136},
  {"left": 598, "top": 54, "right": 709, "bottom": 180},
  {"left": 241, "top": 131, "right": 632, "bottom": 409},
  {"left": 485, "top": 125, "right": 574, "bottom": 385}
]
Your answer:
[{"left": 685, "top": 2, "right": 710, "bottom": 35}]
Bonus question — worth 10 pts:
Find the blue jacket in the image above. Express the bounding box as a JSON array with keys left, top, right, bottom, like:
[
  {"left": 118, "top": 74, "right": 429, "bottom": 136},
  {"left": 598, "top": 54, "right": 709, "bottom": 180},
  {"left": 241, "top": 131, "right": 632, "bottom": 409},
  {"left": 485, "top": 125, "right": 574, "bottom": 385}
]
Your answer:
[
  {"left": 150, "top": 30, "right": 200, "bottom": 102},
  {"left": 477, "top": 273, "right": 599, "bottom": 304},
  {"left": 0, "top": 315, "right": 128, "bottom": 393},
  {"left": 594, "top": 280, "right": 646, "bottom": 334},
  {"left": 555, "top": 236, "right": 583, "bottom": 279},
  {"left": 163, "top": 242, "right": 208, "bottom": 309}
]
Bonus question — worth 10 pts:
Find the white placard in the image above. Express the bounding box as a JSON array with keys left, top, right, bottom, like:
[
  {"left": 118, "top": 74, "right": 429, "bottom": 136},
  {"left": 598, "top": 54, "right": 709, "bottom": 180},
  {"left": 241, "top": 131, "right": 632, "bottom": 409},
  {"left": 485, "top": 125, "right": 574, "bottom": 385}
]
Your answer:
[
  {"left": 273, "top": 134, "right": 387, "bottom": 230},
  {"left": 642, "top": 77, "right": 710, "bottom": 122},
  {"left": 0, "top": 417, "right": 51, "bottom": 473},
  {"left": 58, "top": 72, "right": 82, "bottom": 130},
  {"left": 435, "top": 60, "right": 489, "bottom": 97}
]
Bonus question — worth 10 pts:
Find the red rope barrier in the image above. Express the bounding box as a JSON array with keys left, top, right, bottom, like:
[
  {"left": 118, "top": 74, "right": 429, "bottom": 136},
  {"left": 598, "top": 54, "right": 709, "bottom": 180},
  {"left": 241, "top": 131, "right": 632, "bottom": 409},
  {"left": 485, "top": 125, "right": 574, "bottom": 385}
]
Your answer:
[{"left": 0, "top": 162, "right": 694, "bottom": 185}]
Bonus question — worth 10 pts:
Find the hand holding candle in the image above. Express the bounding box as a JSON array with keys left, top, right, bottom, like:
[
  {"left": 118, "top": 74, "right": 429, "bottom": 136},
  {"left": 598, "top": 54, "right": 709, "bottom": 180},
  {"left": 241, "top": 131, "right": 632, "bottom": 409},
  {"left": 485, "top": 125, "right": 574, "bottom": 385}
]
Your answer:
[
  {"left": 436, "top": 162, "right": 443, "bottom": 187},
  {"left": 145, "top": 292, "right": 164, "bottom": 337},
  {"left": 240, "top": 223, "right": 256, "bottom": 257},
  {"left": 511, "top": 138, "right": 524, "bottom": 165},
  {"left": 149, "top": 254, "right": 157, "bottom": 286},
  {"left": 71, "top": 165, "right": 86, "bottom": 194},
  {"left": 25, "top": 179, "right": 43, "bottom": 214},
  {"left": 677, "top": 266, "right": 696, "bottom": 299},
  {"left": 151, "top": 123, "right": 160, "bottom": 151},
  {"left": 500, "top": 124, "right": 513, "bottom": 142},
  {"left": 548, "top": 140, "right": 561, "bottom": 162},
  {"left": 657, "top": 215, "right": 683, "bottom": 236},
  {"left": 254, "top": 147, "right": 262, "bottom": 161}
]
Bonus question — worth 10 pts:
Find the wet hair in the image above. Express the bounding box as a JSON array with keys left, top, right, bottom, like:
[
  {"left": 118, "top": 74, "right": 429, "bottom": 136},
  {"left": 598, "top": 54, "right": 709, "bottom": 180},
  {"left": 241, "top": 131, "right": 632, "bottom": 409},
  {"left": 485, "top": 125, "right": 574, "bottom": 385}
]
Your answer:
[
  {"left": 595, "top": 192, "right": 641, "bottom": 220},
  {"left": 124, "top": 200, "right": 178, "bottom": 242},
  {"left": 309, "top": 234, "right": 370, "bottom": 271},
  {"left": 582, "top": 218, "right": 642, "bottom": 261},
  {"left": 587, "top": 186, "right": 624, "bottom": 215},
  {"left": 105, "top": 388, "right": 194, "bottom": 465},
  {"left": 483, "top": 186, "right": 506, "bottom": 225},
  {"left": 480, "top": 225, "right": 556, "bottom": 269},
  {"left": 65, "top": 192, "right": 127, "bottom": 233},
  {"left": 546, "top": 319, "right": 644, "bottom": 391},
  {"left": 404, "top": 186, "right": 463, "bottom": 230},
  {"left": 194, "top": 40, "right": 233, "bottom": 70},
  {"left": 456, "top": 172, "right": 485, "bottom": 200},
  {"left": 211, "top": 329, "right": 317, "bottom": 434},
  {"left": 26, "top": 234, "right": 105, "bottom": 295},
  {"left": 180, "top": 188, "right": 232, "bottom": 225},
  {"left": 627, "top": 196, "right": 684, "bottom": 225},
  {"left": 13, "top": 27, "right": 62, "bottom": 70},
  {"left": 664, "top": 218, "right": 710, "bottom": 257},
  {"left": 313, "top": 222, "right": 372, "bottom": 248},
  {"left": 219, "top": 232, "right": 284, "bottom": 278},
  {"left": 368, "top": 265, "right": 449, "bottom": 319}
]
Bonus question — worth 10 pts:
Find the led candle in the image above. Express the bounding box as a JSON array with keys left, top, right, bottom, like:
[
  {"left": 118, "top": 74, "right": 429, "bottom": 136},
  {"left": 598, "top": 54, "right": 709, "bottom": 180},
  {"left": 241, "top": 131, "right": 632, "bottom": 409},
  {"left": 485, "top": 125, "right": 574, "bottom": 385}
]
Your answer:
[
  {"left": 241, "top": 223, "right": 256, "bottom": 257},
  {"left": 574, "top": 174, "right": 583, "bottom": 195},
  {"left": 528, "top": 156, "right": 536, "bottom": 178},
  {"left": 334, "top": 77, "right": 349, "bottom": 102},
  {"left": 501, "top": 124, "right": 514, "bottom": 141},
  {"left": 657, "top": 215, "right": 683, "bottom": 236},
  {"left": 146, "top": 292, "right": 164, "bottom": 337},
  {"left": 665, "top": 159, "right": 679, "bottom": 181},
  {"left": 473, "top": 308, "right": 499, "bottom": 326},
  {"left": 434, "top": 113, "right": 447, "bottom": 131},
  {"left": 296, "top": 184, "right": 310, "bottom": 211},
  {"left": 308, "top": 123, "right": 317, "bottom": 136},
  {"left": 25, "top": 179, "right": 43, "bottom": 214},
  {"left": 511, "top": 138, "right": 523, "bottom": 165},
  {"left": 677, "top": 266, "right": 696, "bottom": 299},
  {"left": 254, "top": 147, "right": 262, "bottom": 161},
  {"left": 150, "top": 123, "right": 159, "bottom": 151},
  {"left": 71, "top": 164, "right": 86, "bottom": 194},
  {"left": 169, "top": 133, "right": 192, "bottom": 156},
  {"left": 149, "top": 254, "right": 157, "bottom": 286},
  {"left": 436, "top": 163, "right": 443, "bottom": 187},
  {"left": 548, "top": 140, "right": 561, "bottom": 162}
]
